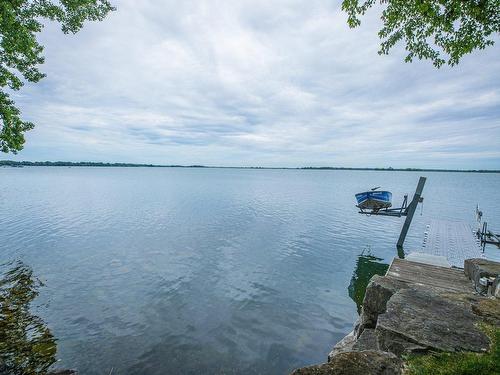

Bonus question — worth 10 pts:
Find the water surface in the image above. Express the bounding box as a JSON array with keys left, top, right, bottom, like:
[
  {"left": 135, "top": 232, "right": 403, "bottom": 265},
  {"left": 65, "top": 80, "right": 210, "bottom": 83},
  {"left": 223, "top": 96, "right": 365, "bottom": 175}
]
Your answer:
[{"left": 1, "top": 167, "right": 499, "bottom": 374}]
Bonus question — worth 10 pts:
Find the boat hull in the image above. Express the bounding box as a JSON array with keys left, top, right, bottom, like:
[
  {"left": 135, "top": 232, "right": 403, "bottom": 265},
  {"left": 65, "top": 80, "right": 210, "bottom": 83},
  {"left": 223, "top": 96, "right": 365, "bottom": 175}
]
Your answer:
[{"left": 355, "top": 191, "right": 392, "bottom": 210}]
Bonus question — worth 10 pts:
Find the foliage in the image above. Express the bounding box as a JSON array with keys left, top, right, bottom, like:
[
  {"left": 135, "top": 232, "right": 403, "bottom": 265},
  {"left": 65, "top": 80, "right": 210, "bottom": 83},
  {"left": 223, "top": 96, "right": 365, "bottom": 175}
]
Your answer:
[
  {"left": 342, "top": 0, "right": 500, "bottom": 67},
  {"left": 0, "top": 261, "right": 57, "bottom": 375},
  {"left": 348, "top": 253, "right": 389, "bottom": 314},
  {"left": 0, "top": 0, "right": 115, "bottom": 153},
  {"left": 405, "top": 324, "right": 500, "bottom": 375}
]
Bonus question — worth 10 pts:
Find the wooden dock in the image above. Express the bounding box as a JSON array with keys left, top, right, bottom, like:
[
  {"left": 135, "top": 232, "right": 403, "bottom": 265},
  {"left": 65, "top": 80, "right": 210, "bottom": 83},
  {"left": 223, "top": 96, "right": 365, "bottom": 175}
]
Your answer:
[
  {"left": 415, "top": 219, "right": 483, "bottom": 268},
  {"left": 386, "top": 258, "right": 474, "bottom": 293}
]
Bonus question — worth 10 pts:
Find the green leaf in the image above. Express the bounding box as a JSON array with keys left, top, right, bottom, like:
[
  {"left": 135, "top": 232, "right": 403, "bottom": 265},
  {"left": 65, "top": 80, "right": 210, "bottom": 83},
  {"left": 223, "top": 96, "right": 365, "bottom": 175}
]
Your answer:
[
  {"left": 0, "top": 0, "right": 115, "bottom": 153},
  {"left": 341, "top": 0, "right": 500, "bottom": 68}
]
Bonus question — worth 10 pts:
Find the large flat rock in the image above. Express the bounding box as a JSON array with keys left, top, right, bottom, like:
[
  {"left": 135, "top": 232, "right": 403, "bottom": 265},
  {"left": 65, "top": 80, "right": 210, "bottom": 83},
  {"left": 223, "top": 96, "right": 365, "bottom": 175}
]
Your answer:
[
  {"left": 352, "top": 329, "right": 379, "bottom": 352},
  {"left": 291, "top": 351, "right": 402, "bottom": 375},
  {"left": 297, "top": 258, "right": 498, "bottom": 375},
  {"left": 359, "top": 258, "right": 475, "bottom": 337},
  {"left": 328, "top": 329, "right": 379, "bottom": 361},
  {"left": 376, "top": 288, "right": 490, "bottom": 356},
  {"left": 328, "top": 331, "right": 356, "bottom": 360},
  {"left": 358, "top": 275, "right": 408, "bottom": 333}
]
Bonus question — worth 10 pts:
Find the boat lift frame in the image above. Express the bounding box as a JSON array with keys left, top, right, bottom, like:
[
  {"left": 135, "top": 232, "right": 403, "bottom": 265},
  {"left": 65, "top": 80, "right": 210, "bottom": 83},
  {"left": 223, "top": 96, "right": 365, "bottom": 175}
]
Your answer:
[
  {"left": 357, "top": 176, "right": 426, "bottom": 249},
  {"left": 477, "top": 221, "right": 500, "bottom": 251}
]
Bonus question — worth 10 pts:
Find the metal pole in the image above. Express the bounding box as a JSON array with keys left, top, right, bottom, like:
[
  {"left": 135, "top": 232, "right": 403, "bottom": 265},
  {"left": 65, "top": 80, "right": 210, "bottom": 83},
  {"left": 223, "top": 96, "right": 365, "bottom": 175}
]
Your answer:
[{"left": 396, "top": 176, "right": 426, "bottom": 250}]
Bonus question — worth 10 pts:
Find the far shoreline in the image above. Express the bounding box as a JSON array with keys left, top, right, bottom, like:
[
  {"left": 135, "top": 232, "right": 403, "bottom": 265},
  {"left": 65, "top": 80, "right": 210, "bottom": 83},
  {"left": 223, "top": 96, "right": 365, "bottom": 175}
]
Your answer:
[{"left": 1, "top": 160, "right": 499, "bottom": 173}]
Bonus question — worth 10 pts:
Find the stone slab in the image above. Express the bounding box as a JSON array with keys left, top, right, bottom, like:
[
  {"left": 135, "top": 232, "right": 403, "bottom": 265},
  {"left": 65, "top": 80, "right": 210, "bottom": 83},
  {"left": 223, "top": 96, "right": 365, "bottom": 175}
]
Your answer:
[
  {"left": 291, "top": 351, "right": 402, "bottom": 375},
  {"left": 376, "top": 288, "right": 490, "bottom": 356}
]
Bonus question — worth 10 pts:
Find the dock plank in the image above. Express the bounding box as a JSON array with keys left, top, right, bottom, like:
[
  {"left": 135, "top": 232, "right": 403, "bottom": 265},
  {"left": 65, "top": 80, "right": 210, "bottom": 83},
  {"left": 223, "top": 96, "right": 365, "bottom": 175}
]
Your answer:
[{"left": 386, "top": 258, "right": 474, "bottom": 293}]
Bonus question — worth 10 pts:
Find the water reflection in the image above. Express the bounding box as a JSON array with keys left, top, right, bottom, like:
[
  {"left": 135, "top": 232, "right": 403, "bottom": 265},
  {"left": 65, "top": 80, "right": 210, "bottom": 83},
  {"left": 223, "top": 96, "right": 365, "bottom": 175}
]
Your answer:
[
  {"left": 348, "top": 250, "right": 389, "bottom": 314},
  {"left": 0, "top": 261, "right": 57, "bottom": 375}
]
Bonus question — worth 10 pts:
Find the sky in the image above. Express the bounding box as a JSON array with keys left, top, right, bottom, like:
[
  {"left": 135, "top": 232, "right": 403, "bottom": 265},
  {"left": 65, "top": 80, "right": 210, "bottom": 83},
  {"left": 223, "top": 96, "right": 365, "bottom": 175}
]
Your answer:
[{"left": 6, "top": 0, "right": 500, "bottom": 169}]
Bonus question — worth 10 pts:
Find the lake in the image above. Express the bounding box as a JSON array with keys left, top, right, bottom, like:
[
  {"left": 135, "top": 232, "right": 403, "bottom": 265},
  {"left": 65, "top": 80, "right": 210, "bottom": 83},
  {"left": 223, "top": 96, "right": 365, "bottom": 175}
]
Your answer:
[{"left": 1, "top": 167, "right": 499, "bottom": 374}]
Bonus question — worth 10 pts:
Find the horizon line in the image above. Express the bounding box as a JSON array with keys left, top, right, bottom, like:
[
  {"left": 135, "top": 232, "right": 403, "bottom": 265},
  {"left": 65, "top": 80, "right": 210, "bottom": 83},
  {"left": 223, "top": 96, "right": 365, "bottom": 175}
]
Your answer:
[{"left": 1, "top": 160, "right": 499, "bottom": 173}]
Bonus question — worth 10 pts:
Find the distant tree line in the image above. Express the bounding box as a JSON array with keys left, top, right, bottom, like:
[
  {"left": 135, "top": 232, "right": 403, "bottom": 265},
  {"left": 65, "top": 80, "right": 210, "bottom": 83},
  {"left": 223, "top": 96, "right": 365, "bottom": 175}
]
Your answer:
[
  {"left": 0, "top": 160, "right": 208, "bottom": 168},
  {"left": 0, "top": 160, "right": 498, "bottom": 173},
  {"left": 301, "top": 166, "right": 499, "bottom": 173}
]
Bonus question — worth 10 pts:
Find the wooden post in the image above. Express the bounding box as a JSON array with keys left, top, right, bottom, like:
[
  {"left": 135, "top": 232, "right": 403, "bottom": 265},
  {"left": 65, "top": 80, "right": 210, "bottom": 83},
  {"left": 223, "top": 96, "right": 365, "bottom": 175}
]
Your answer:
[{"left": 396, "top": 176, "right": 426, "bottom": 250}]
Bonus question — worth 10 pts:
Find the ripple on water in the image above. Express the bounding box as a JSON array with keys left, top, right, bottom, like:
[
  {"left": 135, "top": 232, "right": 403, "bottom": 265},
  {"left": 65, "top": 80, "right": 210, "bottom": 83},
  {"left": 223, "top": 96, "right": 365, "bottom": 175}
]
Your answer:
[{"left": 1, "top": 168, "right": 499, "bottom": 374}]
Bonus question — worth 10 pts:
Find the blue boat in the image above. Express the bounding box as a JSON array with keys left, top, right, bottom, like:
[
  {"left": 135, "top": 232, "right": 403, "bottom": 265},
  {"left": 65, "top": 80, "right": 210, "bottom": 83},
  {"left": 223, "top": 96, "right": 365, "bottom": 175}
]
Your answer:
[{"left": 355, "top": 189, "right": 392, "bottom": 211}]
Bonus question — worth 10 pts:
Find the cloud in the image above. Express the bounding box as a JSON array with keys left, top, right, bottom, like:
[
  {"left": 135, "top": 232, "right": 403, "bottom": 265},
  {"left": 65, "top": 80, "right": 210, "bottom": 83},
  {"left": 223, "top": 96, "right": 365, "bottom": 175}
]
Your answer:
[{"left": 8, "top": 0, "right": 500, "bottom": 168}]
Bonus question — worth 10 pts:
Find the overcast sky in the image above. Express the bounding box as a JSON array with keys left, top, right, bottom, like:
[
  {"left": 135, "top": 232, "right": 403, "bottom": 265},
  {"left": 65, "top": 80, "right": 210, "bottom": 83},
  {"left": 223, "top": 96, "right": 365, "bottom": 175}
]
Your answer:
[{"left": 7, "top": 0, "right": 500, "bottom": 168}]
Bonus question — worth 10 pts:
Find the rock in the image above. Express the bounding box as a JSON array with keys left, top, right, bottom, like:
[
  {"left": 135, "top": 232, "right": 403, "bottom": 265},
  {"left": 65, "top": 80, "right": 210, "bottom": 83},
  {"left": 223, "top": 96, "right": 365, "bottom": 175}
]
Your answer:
[
  {"left": 328, "top": 328, "right": 380, "bottom": 362},
  {"left": 291, "top": 351, "right": 402, "bottom": 375},
  {"left": 471, "top": 297, "right": 500, "bottom": 325},
  {"left": 352, "top": 329, "right": 379, "bottom": 352},
  {"left": 375, "top": 329, "right": 428, "bottom": 356},
  {"left": 376, "top": 288, "right": 490, "bottom": 357},
  {"left": 328, "top": 331, "right": 356, "bottom": 361},
  {"left": 357, "top": 275, "right": 408, "bottom": 334},
  {"left": 48, "top": 370, "right": 78, "bottom": 375},
  {"left": 305, "top": 259, "right": 498, "bottom": 375},
  {"left": 464, "top": 258, "right": 500, "bottom": 294}
]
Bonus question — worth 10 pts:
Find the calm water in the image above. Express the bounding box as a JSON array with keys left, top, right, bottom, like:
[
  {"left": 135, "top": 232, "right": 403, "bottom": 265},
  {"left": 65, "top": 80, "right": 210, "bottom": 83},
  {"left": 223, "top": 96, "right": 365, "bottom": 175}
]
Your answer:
[{"left": 1, "top": 167, "right": 499, "bottom": 374}]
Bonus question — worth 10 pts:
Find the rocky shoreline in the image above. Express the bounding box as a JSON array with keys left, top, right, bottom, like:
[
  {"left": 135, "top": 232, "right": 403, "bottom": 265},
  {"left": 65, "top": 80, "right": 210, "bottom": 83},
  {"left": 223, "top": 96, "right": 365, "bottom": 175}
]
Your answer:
[{"left": 291, "top": 258, "right": 500, "bottom": 375}]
